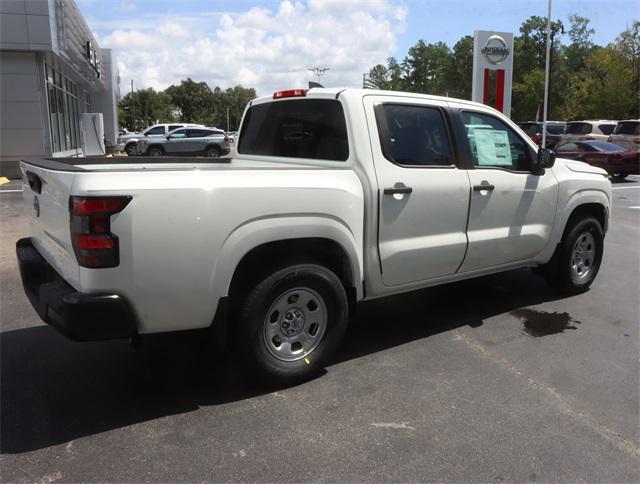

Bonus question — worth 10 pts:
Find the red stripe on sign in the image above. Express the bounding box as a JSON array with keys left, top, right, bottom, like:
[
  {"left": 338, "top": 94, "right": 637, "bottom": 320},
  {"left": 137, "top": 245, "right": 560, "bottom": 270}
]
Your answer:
[
  {"left": 483, "top": 69, "right": 490, "bottom": 105},
  {"left": 495, "top": 69, "right": 505, "bottom": 112}
]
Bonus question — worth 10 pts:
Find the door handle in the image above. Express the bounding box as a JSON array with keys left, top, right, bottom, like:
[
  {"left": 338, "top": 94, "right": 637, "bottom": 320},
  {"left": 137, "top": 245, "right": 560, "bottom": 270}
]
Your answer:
[
  {"left": 473, "top": 184, "right": 495, "bottom": 191},
  {"left": 383, "top": 186, "right": 413, "bottom": 195}
]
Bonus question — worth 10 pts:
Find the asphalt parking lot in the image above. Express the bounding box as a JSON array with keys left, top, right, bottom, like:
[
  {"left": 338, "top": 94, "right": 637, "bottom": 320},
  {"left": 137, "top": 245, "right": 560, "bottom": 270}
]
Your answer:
[{"left": 1, "top": 174, "right": 638, "bottom": 482}]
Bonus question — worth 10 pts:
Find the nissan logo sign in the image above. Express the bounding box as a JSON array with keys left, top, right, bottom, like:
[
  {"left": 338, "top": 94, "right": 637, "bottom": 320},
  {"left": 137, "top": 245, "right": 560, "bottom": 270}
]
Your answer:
[{"left": 481, "top": 35, "right": 510, "bottom": 65}]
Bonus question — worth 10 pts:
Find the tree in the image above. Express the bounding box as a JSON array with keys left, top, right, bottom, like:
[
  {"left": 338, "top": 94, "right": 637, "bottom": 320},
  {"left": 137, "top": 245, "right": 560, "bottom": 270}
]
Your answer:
[
  {"left": 402, "top": 40, "right": 452, "bottom": 95},
  {"left": 118, "top": 88, "right": 175, "bottom": 131},
  {"left": 565, "top": 15, "right": 595, "bottom": 73},
  {"left": 165, "top": 78, "right": 214, "bottom": 123},
  {"left": 445, "top": 35, "right": 474, "bottom": 99}
]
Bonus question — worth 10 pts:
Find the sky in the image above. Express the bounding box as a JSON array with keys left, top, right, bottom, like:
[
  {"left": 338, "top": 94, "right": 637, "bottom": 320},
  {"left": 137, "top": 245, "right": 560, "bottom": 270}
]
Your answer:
[{"left": 77, "top": 0, "right": 639, "bottom": 97}]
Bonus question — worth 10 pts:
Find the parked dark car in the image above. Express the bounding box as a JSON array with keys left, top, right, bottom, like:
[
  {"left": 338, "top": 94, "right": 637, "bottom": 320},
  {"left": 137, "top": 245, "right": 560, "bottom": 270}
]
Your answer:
[
  {"left": 555, "top": 140, "right": 640, "bottom": 180},
  {"left": 517, "top": 121, "right": 565, "bottom": 148},
  {"left": 136, "top": 127, "right": 231, "bottom": 157}
]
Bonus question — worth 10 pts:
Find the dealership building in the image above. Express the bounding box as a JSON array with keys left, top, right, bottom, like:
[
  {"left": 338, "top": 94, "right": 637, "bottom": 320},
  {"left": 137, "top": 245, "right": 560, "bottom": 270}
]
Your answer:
[{"left": 0, "top": 0, "right": 119, "bottom": 177}]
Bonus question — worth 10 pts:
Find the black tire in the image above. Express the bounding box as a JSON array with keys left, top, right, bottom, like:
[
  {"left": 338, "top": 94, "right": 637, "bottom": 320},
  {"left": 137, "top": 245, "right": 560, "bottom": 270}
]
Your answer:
[
  {"left": 543, "top": 216, "right": 604, "bottom": 294},
  {"left": 612, "top": 173, "right": 628, "bottom": 181},
  {"left": 235, "top": 264, "right": 348, "bottom": 386},
  {"left": 124, "top": 143, "right": 137, "bottom": 156},
  {"left": 204, "top": 145, "right": 220, "bottom": 158},
  {"left": 147, "top": 146, "right": 164, "bottom": 157}
]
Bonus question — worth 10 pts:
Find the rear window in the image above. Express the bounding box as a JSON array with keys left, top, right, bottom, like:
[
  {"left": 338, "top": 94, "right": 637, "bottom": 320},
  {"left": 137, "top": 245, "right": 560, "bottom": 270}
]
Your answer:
[
  {"left": 614, "top": 121, "right": 640, "bottom": 135},
  {"left": 517, "top": 123, "right": 541, "bottom": 136},
  {"left": 238, "top": 99, "right": 349, "bottom": 161},
  {"left": 598, "top": 124, "right": 616, "bottom": 135},
  {"left": 546, "top": 124, "right": 565, "bottom": 134},
  {"left": 566, "top": 123, "right": 592, "bottom": 135}
]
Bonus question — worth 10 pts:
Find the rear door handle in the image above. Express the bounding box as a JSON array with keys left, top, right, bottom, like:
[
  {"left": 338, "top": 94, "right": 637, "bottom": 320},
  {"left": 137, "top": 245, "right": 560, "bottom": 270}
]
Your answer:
[
  {"left": 473, "top": 184, "right": 495, "bottom": 191},
  {"left": 384, "top": 186, "right": 413, "bottom": 195}
]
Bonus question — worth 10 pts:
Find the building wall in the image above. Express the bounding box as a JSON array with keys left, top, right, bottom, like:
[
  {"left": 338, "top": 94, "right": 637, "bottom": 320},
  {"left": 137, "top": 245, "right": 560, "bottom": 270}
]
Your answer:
[
  {"left": 0, "top": 0, "right": 119, "bottom": 178},
  {"left": 0, "top": 0, "right": 54, "bottom": 51},
  {"left": 0, "top": 51, "right": 47, "bottom": 178}
]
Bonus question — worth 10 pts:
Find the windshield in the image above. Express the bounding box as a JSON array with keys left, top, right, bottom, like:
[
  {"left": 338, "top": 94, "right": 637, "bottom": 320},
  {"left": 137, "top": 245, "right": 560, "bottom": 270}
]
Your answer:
[
  {"left": 586, "top": 141, "right": 625, "bottom": 152},
  {"left": 614, "top": 121, "right": 640, "bottom": 135}
]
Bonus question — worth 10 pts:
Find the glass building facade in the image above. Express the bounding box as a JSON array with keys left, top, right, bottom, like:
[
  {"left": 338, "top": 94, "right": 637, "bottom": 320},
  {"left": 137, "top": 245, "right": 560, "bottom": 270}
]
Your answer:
[{"left": 45, "top": 64, "right": 81, "bottom": 153}]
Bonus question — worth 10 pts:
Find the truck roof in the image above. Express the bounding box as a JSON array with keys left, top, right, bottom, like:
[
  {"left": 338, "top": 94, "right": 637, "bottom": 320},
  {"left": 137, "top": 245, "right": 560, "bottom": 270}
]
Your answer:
[{"left": 251, "top": 87, "right": 503, "bottom": 114}]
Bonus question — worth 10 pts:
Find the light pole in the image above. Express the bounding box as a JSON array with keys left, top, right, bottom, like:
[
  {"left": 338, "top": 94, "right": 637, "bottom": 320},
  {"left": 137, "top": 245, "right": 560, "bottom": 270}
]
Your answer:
[
  {"left": 541, "top": 0, "right": 552, "bottom": 148},
  {"left": 307, "top": 67, "right": 330, "bottom": 84},
  {"left": 130, "top": 79, "right": 135, "bottom": 132}
]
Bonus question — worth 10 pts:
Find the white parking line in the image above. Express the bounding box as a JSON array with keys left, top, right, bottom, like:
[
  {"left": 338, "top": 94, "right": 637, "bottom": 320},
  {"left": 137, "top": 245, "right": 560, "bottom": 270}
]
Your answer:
[
  {"left": 612, "top": 186, "right": 640, "bottom": 190},
  {"left": 0, "top": 189, "right": 22, "bottom": 193}
]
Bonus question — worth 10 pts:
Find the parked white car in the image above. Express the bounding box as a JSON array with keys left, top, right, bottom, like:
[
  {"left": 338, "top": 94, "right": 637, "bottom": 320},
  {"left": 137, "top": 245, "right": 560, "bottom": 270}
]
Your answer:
[
  {"left": 17, "top": 88, "right": 611, "bottom": 385},
  {"left": 562, "top": 120, "right": 618, "bottom": 143},
  {"left": 116, "top": 123, "right": 204, "bottom": 155},
  {"left": 608, "top": 119, "right": 640, "bottom": 152}
]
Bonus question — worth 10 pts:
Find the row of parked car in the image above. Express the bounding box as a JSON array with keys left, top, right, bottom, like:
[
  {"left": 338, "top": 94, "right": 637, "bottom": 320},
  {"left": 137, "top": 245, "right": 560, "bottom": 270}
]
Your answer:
[
  {"left": 518, "top": 119, "right": 640, "bottom": 180},
  {"left": 116, "top": 123, "right": 236, "bottom": 157}
]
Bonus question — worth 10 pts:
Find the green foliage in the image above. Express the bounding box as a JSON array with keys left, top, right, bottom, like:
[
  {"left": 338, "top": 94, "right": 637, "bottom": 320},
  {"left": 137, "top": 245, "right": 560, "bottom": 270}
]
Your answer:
[
  {"left": 119, "top": 79, "right": 256, "bottom": 131},
  {"left": 119, "top": 88, "right": 176, "bottom": 131},
  {"left": 367, "top": 15, "right": 639, "bottom": 122}
]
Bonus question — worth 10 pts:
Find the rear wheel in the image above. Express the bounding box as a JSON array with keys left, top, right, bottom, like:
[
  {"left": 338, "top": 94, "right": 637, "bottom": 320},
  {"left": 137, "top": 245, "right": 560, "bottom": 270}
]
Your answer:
[
  {"left": 204, "top": 146, "right": 220, "bottom": 158},
  {"left": 147, "top": 146, "right": 164, "bottom": 157},
  {"left": 612, "top": 173, "right": 628, "bottom": 181},
  {"left": 541, "top": 216, "right": 604, "bottom": 294},
  {"left": 235, "top": 264, "right": 348, "bottom": 386}
]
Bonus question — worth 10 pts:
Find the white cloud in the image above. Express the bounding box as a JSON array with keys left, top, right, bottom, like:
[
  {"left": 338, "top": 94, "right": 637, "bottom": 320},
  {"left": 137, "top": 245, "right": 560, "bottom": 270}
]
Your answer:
[{"left": 100, "top": 0, "right": 407, "bottom": 97}]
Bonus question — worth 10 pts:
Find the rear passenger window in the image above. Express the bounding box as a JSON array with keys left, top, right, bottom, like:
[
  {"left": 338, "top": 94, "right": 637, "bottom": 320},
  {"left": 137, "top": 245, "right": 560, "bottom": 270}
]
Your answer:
[
  {"left": 238, "top": 99, "right": 348, "bottom": 161},
  {"left": 375, "top": 104, "right": 453, "bottom": 166},
  {"left": 462, "top": 111, "right": 534, "bottom": 172},
  {"left": 188, "top": 129, "right": 209, "bottom": 138}
]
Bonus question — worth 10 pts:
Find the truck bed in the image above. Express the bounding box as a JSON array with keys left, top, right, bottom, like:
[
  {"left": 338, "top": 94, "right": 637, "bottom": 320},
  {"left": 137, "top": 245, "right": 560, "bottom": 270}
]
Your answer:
[{"left": 22, "top": 156, "right": 232, "bottom": 173}]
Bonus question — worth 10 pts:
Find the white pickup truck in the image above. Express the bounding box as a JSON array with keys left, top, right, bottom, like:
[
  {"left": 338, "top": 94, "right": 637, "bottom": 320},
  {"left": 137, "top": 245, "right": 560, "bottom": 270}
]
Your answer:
[{"left": 17, "top": 88, "right": 611, "bottom": 384}]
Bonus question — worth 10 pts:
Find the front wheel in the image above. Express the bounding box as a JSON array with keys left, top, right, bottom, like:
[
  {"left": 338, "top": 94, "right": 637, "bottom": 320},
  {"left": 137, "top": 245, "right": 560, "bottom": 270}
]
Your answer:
[
  {"left": 147, "top": 146, "right": 164, "bottom": 157},
  {"left": 124, "top": 143, "right": 137, "bottom": 156},
  {"left": 612, "top": 173, "right": 628, "bottom": 181},
  {"left": 235, "top": 264, "right": 348, "bottom": 386},
  {"left": 543, "top": 216, "right": 604, "bottom": 294}
]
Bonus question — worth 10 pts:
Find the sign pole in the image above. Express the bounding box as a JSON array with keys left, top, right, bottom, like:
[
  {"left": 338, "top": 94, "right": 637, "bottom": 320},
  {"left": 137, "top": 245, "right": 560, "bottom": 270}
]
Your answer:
[{"left": 541, "top": 0, "right": 552, "bottom": 147}]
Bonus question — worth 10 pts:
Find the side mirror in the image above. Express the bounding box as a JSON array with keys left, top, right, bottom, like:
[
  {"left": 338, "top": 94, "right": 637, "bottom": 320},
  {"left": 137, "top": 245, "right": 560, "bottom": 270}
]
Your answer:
[{"left": 534, "top": 147, "right": 556, "bottom": 175}]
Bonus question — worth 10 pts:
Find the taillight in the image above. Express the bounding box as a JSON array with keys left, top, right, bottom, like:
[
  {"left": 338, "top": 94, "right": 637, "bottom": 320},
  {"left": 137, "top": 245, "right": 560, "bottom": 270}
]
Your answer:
[
  {"left": 634, "top": 139, "right": 640, "bottom": 144},
  {"left": 70, "top": 196, "right": 131, "bottom": 268},
  {"left": 273, "top": 89, "right": 307, "bottom": 99},
  {"left": 224, "top": 134, "right": 230, "bottom": 142}
]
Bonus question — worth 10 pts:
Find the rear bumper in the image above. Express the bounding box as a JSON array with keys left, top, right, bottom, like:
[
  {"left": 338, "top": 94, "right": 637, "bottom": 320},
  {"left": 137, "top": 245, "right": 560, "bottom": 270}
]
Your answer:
[{"left": 16, "top": 238, "right": 137, "bottom": 341}]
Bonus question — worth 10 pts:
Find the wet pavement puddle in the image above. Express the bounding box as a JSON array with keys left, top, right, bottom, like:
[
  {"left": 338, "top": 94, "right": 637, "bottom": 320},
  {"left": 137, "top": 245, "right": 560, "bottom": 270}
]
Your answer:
[{"left": 510, "top": 309, "right": 582, "bottom": 337}]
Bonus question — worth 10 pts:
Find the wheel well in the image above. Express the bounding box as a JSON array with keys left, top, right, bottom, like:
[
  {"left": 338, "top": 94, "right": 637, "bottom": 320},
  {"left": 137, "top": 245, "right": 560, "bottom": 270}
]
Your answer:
[
  {"left": 228, "top": 238, "right": 357, "bottom": 313},
  {"left": 566, "top": 203, "right": 607, "bottom": 234}
]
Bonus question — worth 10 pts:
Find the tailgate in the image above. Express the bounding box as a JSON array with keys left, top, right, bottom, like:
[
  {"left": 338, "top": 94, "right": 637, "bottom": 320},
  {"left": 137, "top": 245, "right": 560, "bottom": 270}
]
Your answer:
[{"left": 20, "top": 161, "right": 80, "bottom": 289}]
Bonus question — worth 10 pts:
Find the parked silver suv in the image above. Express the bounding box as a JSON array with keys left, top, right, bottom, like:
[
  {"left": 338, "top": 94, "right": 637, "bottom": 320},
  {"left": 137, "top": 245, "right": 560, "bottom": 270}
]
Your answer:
[
  {"left": 117, "top": 123, "right": 204, "bottom": 155},
  {"left": 136, "top": 127, "right": 231, "bottom": 157}
]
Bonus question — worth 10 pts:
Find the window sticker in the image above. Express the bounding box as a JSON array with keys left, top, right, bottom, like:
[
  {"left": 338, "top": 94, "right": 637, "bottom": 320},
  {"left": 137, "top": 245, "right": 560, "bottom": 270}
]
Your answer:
[{"left": 468, "top": 126, "right": 512, "bottom": 166}]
